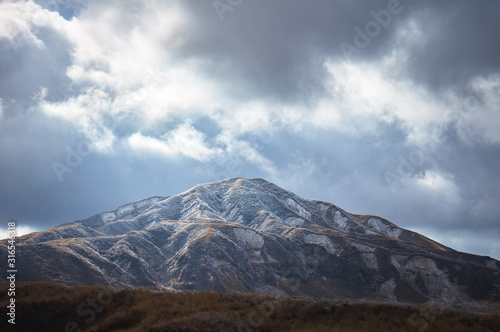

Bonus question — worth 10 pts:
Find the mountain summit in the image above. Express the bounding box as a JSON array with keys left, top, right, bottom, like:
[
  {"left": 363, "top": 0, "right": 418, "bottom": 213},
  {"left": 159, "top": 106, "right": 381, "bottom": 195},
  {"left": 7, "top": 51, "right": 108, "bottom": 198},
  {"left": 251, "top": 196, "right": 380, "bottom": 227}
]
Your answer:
[{"left": 2, "top": 178, "right": 499, "bottom": 304}]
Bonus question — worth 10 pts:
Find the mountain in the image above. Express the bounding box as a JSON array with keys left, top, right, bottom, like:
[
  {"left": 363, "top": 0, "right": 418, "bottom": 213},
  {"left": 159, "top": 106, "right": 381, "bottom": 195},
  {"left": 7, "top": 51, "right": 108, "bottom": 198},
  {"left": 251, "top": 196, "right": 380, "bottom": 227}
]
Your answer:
[{"left": 1, "top": 177, "right": 499, "bottom": 305}]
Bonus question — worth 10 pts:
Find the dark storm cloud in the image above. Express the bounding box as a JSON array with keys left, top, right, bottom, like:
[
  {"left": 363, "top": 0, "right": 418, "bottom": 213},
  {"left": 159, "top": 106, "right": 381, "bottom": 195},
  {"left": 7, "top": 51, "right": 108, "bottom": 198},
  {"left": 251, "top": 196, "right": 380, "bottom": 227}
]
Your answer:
[
  {"left": 178, "top": 0, "right": 412, "bottom": 102},
  {"left": 0, "top": 29, "right": 72, "bottom": 106},
  {"left": 178, "top": 0, "right": 500, "bottom": 102},
  {"left": 392, "top": 0, "right": 500, "bottom": 93}
]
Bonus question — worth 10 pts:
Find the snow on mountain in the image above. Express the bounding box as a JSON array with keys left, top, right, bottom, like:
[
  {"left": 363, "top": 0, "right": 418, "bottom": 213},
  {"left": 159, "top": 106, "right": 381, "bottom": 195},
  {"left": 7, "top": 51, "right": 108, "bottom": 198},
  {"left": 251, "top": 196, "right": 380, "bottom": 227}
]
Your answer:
[{"left": 1, "top": 177, "right": 499, "bottom": 305}]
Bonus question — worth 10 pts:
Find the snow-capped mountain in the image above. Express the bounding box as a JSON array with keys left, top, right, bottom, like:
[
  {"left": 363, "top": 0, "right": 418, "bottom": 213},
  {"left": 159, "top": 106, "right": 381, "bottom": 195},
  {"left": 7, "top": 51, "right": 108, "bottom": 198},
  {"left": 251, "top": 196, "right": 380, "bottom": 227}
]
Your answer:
[{"left": 2, "top": 178, "right": 499, "bottom": 304}]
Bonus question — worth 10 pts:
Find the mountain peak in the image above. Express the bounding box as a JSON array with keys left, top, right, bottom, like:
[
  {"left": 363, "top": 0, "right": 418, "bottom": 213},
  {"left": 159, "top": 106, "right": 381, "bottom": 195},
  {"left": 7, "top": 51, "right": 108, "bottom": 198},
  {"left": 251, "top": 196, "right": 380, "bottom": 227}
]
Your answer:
[
  {"left": 2, "top": 178, "right": 499, "bottom": 305},
  {"left": 197, "top": 177, "right": 276, "bottom": 190}
]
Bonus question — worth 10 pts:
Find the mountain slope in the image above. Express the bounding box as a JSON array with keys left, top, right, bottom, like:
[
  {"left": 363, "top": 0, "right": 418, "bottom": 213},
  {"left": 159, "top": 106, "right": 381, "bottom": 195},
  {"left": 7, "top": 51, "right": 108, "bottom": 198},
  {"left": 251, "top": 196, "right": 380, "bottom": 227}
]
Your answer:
[{"left": 2, "top": 177, "right": 499, "bottom": 305}]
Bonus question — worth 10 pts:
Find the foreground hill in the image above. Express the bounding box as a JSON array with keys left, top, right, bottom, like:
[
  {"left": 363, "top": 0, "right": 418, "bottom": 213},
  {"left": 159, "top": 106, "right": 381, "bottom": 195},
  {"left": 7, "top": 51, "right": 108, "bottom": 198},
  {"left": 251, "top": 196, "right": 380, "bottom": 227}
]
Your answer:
[
  {"left": 0, "top": 282, "right": 499, "bottom": 332},
  {"left": 1, "top": 178, "right": 499, "bottom": 305}
]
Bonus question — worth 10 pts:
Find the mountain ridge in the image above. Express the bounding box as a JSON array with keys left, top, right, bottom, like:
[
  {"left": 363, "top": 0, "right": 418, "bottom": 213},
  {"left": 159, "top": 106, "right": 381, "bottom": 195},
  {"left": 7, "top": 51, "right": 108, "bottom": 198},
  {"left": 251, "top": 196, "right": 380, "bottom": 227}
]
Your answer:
[{"left": 1, "top": 177, "right": 499, "bottom": 305}]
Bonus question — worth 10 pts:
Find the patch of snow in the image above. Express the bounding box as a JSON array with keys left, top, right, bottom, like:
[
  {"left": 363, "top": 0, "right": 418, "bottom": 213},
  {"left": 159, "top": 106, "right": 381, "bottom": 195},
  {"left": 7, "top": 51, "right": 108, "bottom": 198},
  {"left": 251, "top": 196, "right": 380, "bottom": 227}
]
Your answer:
[
  {"left": 368, "top": 217, "right": 401, "bottom": 239},
  {"left": 317, "top": 203, "right": 329, "bottom": 212},
  {"left": 393, "top": 256, "right": 467, "bottom": 304},
  {"left": 207, "top": 258, "right": 233, "bottom": 274},
  {"left": 120, "top": 260, "right": 131, "bottom": 271},
  {"left": 101, "top": 212, "right": 116, "bottom": 223},
  {"left": 100, "top": 197, "right": 161, "bottom": 223},
  {"left": 349, "top": 240, "right": 375, "bottom": 253},
  {"left": 361, "top": 253, "right": 378, "bottom": 269},
  {"left": 286, "top": 197, "right": 311, "bottom": 219},
  {"left": 390, "top": 255, "right": 404, "bottom": 270},
  {"left": 139, "top": 196, "right": 161, "bottom": 207},
  {"left": 379, "top": 278, "right": 397, "bottom": 300},
  {"left": 333, "top": 210, "right": 349, "bottom": 230},
  {"left": 427, "top": 259, "right": 446, "bottom": 278},
  {"left": 368, "top": 217, "right": 389, "bottom": 234},
  {"left": 235, "top": 215, "right": 244, "bottom": 224},
  {"left": 116, "top": 204, "right": 135, "bottom": 217},
  {"left": 284, "top": 217, "right": 304, "bottom": 227},
  {"left": 387, "top": 228, "right": 402, "bottom": 239},
  {"left": 404, "top": 257, "right": 447, "bottom": 279},
  {"left": 364, "top": 229, "right": 378, "bottom": 235},
  {"left": 304, "top": 234, "right": 338, "bottom": 255},
  {"left": 78, "top": 254, "right": 104, "bottom": 275},
  {"left": 233, "top": 228, "right": 264, "bottom": 249},
  {"left": 226, "top": 206, "right": 240, "bottom": 222}
]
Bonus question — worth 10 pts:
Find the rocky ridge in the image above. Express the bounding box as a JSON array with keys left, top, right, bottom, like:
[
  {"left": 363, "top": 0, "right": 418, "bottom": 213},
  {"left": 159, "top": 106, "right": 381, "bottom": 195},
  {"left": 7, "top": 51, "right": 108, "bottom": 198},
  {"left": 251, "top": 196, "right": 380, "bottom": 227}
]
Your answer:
[{"left": 2, "top": 177, "right": 499, "bottom": 305}]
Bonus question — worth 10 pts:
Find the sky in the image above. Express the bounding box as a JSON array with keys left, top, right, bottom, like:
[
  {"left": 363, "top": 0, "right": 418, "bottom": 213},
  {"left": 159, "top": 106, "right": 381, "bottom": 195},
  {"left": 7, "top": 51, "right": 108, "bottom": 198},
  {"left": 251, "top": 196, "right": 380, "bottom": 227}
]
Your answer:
[{"left": 0, "top": 0, "right": 499, "bottom": 259}]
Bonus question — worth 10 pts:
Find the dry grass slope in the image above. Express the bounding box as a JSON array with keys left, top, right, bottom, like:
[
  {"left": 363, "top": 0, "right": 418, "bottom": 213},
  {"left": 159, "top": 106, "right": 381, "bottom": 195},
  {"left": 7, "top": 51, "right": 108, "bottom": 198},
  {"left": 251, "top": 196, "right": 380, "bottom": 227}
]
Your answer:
[{"left": 1, "top": 282, "right": 499, "bottom": 332}]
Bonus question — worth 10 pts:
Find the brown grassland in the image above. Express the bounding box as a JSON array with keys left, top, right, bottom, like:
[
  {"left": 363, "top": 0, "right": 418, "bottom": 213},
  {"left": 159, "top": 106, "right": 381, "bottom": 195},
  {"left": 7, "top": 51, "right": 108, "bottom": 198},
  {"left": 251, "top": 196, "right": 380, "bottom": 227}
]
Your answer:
[{"left": 1, "top": 281, "right": 499, "bottom": 331}]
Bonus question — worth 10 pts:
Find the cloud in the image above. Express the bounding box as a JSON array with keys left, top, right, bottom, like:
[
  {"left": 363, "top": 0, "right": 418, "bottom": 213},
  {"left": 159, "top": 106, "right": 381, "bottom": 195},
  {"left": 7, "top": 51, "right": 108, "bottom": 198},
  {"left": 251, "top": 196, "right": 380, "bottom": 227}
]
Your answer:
[
  {"left": 9, "top": 0, "right": 497, "bottom": 152},
  {"left": 409, "top": 170, "right": 461, "bottom": 214},
  {"left": 127, "top": 123, "right": 276, "bottom": 175},
  {"left": 128, "top": 132, "right": 177, "bottom": 158},
  {"left": 216, "top": 131, "right": 277, "bottom": 175},
  {"left": 0, "top": 1, "right": 48, "bottom": 49},
  {"left": 212, "top": 101, "right": 274, "bottom": 134},
  {"left": 319, "top": 60, "right": 448, "bottom": 138},
  {"left": 128, "top": 121, "right": 215, "bottom": 162},
  {"left": 457, "top": 74, "right": 500, "bottom": 145},
  {"left": 167, "top": 122, "right": 216, "bottom": 161},
  {"left": 40, "top": 88, "right": 115, "bottom": 152}
]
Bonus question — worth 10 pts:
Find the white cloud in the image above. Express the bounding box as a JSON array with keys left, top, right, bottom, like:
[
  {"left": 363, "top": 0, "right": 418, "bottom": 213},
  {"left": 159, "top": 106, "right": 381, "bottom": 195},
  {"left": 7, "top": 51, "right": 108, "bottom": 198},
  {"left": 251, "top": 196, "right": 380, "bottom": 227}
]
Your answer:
[
  {"left": 415, "top": 170, "right": 456, "bottom": 193},
  {"left": 128, "top": 132, "right": 178, "bottom": 158},
  {"left": 321, "top": 60, "right": 449, "bottom": 139},
  {"left": 309, "top": 98, "right": 342, "bottom": 130},
  {"left": 216, "top": 131, "right": 277, "bottom": 175},
  {"left": 212, "top": 101, "right": 273, "bottom": 133},
  {"left": 0, "top": 1, "right": 50, "bottom": 49},
  {"left": 12, "top": 0, "right": 223, "bottom": 146},
  {"left": 400, "top": 170, "right": 461, "bottom": 216},
  {"left": 128, "top": 123, "right": 276, "bottom": 173},
  {"left": 40, "top": 88, "right": 115, "bottom": 152},
  {"left": 165, "top": 122, "right": 215, "bottom": 162},
  {"left": 128, "top": 121, "right": 215, "bottom": 162}
]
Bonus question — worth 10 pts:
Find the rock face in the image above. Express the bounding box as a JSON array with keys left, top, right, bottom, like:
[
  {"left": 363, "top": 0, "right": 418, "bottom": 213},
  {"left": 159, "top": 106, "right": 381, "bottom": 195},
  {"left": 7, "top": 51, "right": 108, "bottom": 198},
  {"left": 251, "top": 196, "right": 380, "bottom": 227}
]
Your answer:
[{"left": 2, "top": 178, "right": 499, "bottom": 304}]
